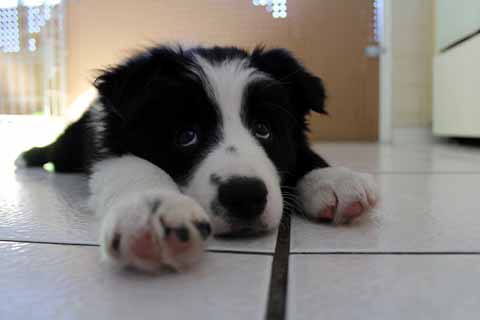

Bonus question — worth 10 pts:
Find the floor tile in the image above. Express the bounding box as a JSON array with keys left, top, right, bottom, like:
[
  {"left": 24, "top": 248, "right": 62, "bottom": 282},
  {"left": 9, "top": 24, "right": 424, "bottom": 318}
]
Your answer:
[
  {"left": 0, "top": 169, "right": 98, "bottom": 244},
  {"left": 312, "top": 141, "right": 480, "bottom": 173},
  {"left": 0, "top": 241, "right": 272, "bottom": 320},
  {"left": 0, "top": 169, "right": 277, "bottom": 252},
  {"left": 291, "top": 173, "right": 480, "bottom": 252},
  {"left": 289, "top": 254, "right": 480, "bottom": 320}
]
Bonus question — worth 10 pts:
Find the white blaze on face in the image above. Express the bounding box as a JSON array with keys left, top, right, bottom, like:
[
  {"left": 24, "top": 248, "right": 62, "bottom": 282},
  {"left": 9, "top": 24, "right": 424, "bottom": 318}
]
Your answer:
[{"left": 182, "top": 56, "right": 283, "bottom": 234}]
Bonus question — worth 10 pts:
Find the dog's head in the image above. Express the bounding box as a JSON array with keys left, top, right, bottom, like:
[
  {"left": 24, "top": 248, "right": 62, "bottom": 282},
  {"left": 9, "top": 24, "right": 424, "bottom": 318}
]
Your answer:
[{"left": 94, "top": 45, "right": 326, "bottom": 235}]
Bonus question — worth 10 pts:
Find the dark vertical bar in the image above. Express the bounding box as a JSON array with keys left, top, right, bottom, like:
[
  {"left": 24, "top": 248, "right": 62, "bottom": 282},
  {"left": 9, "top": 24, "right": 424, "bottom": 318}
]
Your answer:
[{"left": 265, "top": 213, "right": 291, "bottom": 320}]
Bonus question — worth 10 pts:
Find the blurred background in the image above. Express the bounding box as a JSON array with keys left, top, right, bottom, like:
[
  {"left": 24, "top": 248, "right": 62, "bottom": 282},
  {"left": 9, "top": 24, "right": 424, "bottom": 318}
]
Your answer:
[{"left": 0, "top": 0, "right": 478, "bottom": 167}]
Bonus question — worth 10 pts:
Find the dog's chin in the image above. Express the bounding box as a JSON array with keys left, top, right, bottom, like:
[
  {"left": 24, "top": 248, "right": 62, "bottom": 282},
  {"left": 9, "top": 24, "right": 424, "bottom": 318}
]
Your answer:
[
  {"left": 209, "top": 215, "right": 275, "bottom": 237},
  {"left": 215, "top": 225, "right": 271, "bottom": 238}
]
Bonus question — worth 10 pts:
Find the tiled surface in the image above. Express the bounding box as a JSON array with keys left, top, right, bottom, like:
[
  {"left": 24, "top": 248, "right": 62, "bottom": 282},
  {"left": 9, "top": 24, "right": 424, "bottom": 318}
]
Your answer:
[
  {"left": 0, "top": 169, "right": 98, "bottom": 244},
  {"left": 313, "top": 140, "right": 480, "bottom": 173},
  {"left": 3, "top": 126, "right": 480, "bottom": 319},
  {"left": 289, "top": 255, "right": 480, "bottom": 320},
  {"left": 291, "top": 173, "right": 480, "bottom": 252},
  {"left": 0, "top": 242, "right": 272, "bottom": 320},
  {"left": 288, "top": 135, "right": 480, "bottom": 319}
]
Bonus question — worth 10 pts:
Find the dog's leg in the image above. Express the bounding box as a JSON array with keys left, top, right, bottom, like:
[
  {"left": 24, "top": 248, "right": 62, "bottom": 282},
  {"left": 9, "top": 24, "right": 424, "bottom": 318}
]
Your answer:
[
  {"left": 89, "top": 155, "right": 211, "bottom": 272},
  {"left": 295, "top": 148, "right": 378, "bottom": 224}
]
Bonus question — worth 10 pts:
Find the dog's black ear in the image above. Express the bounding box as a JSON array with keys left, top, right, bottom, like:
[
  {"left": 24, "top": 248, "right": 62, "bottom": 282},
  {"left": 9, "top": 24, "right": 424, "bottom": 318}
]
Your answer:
[
  {"left": 93, "top": 66, "right": 128, "bottom": 120},
  {"left": 93, "top": 46, "right": 187, "bottom": 122},
  {"left": 251, "top": 47, "right": 326, "bottom": 114},
  {"left": 93, "top": 57, "right": 151, "bottom": 122}
]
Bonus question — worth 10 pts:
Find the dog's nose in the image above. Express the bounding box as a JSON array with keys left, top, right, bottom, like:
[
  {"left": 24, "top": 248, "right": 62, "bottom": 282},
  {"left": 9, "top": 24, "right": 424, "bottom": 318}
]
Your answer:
[{"left": 218, "top": 177, "right": 268, "bottom": 220}]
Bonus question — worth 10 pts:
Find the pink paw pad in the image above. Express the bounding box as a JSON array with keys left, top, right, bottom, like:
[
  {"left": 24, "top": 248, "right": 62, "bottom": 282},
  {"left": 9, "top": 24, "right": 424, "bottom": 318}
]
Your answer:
[
  {"left": 342, "top": 202, "right": 364, "bottom": 222},
  {"left": 130, "top": 231, "right": 162, "bottom": 261},
  {"left": 318, "top": 206, "right": 335, "bottom": 220}
]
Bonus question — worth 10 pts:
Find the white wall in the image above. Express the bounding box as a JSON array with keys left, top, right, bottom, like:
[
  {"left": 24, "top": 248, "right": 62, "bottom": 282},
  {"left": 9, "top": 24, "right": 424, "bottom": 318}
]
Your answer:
[{"left": 391, "top": 0, "right": 434, "bottom": 128}]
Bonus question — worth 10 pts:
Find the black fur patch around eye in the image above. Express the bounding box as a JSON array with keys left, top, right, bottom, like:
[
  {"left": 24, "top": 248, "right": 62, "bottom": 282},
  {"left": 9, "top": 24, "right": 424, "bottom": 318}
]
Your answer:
[
  {"left": 241, "top": 80, "right": 300, "bottom": 183},
  {"left": 93, "top": 46, "right": 223, "bottom": 185}
]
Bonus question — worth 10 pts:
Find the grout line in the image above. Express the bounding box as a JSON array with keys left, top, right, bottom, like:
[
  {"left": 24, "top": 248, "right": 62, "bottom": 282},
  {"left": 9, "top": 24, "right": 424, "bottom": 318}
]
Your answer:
[
  {"left": 206, "top": 249, "right": 273, "bottom": 256},
  {"left": 0, "top": 239, "right": 275, "bottom": 256},
  {"left": 290, "top": 251, "right": 480, "bottom": 255},
  {"left": 265, "top": 213, "right": 291, "bottom": 320},
  {"left": 0, "top": 239, "right": 99, "bottom": 247},
  {"left": 5, "top": 240, "right": 477, "bottom": 256},
  {"left": 362, "top": 171, "right": 480, "bottom": 175}
]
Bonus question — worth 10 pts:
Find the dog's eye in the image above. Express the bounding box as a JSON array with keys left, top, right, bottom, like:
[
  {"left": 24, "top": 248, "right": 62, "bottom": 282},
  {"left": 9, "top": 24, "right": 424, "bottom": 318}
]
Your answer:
[
  {"left": 176, "top": 129, "right": 198, "bottom": 147},
  {"left": 253, "top": 121, "right": 271, "bottom": 140}
]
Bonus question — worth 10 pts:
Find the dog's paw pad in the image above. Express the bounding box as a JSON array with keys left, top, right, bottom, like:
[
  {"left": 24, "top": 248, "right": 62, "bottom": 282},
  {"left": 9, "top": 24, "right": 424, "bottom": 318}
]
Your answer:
[
  {"left": 130, "top": 230, "right": 161, "bottom": 261},
  {"left": 318, "top": 206, "right": 335, "bottom": 220},
  {"left": 101, "top": 192, "right": 211, "bottom": 272},
  {"left": 298, "top": 167, "right": 378, "bottom": 225},
  {"left": 342, "top": 201, "right": 364, "bottom": 222}
]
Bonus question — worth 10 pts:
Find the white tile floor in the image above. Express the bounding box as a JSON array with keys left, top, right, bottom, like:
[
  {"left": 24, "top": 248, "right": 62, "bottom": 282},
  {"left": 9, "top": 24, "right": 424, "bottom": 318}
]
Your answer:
[
  {"left": 289, "top": 255, "right": 480, "bottom": 320},
  {"left": 1, "top": 128, "right": 480, "bottom": 319}
]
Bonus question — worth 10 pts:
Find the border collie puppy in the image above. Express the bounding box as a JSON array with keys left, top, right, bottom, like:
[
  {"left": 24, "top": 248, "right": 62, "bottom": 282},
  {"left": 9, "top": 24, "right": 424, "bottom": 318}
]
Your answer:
[{"left": 17, "top": 45, "right": 377, "bottom": 272}]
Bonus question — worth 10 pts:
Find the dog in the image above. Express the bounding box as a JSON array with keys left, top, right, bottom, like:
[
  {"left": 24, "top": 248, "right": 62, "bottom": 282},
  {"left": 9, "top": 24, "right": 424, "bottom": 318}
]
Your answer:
[{"left": 16, "top": 45, "right": 378, "bottom": 272}]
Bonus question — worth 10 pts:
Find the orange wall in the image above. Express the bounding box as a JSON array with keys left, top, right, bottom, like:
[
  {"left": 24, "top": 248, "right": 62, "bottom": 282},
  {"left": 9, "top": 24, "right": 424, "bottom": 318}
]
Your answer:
[
  {"left": 67, "top": 0, "right": 377, "bottom": 140},
  {"left": 67, "top": 0, "right": 292, "bottom": 105}
]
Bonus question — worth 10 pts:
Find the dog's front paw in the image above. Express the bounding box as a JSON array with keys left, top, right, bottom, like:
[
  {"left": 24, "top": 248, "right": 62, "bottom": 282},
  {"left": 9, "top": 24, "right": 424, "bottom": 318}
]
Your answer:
[
  {"left": 297, "top": 167, "right": 378, "bottom": 225},
  {"left": 100, "top": 191, "right": 211, "bottom": 272}
]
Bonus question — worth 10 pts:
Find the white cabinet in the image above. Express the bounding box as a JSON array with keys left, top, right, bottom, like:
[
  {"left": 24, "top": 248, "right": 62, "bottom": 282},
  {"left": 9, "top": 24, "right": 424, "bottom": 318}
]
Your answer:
[
  {"left": 433, "top": 0, "right": 480, "bottom": 137},
  {"left": 433, "top": 35, "right": 480, "bottom": 137},
  {"left": 436, "top": 0, "right": 480, "bottom": 51}
]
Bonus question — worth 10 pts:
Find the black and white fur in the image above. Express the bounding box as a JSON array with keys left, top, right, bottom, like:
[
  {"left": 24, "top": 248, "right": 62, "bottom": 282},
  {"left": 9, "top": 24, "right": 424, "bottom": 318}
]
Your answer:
[{"left": 17, "top": 45, "right": 377, "bottom": 272}]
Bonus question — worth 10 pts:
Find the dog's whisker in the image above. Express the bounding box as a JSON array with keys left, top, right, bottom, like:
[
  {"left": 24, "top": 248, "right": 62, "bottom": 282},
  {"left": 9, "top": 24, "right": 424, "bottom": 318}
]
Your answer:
[{"left": 283, "top": 196, "right": 300, "bottom": 203}]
